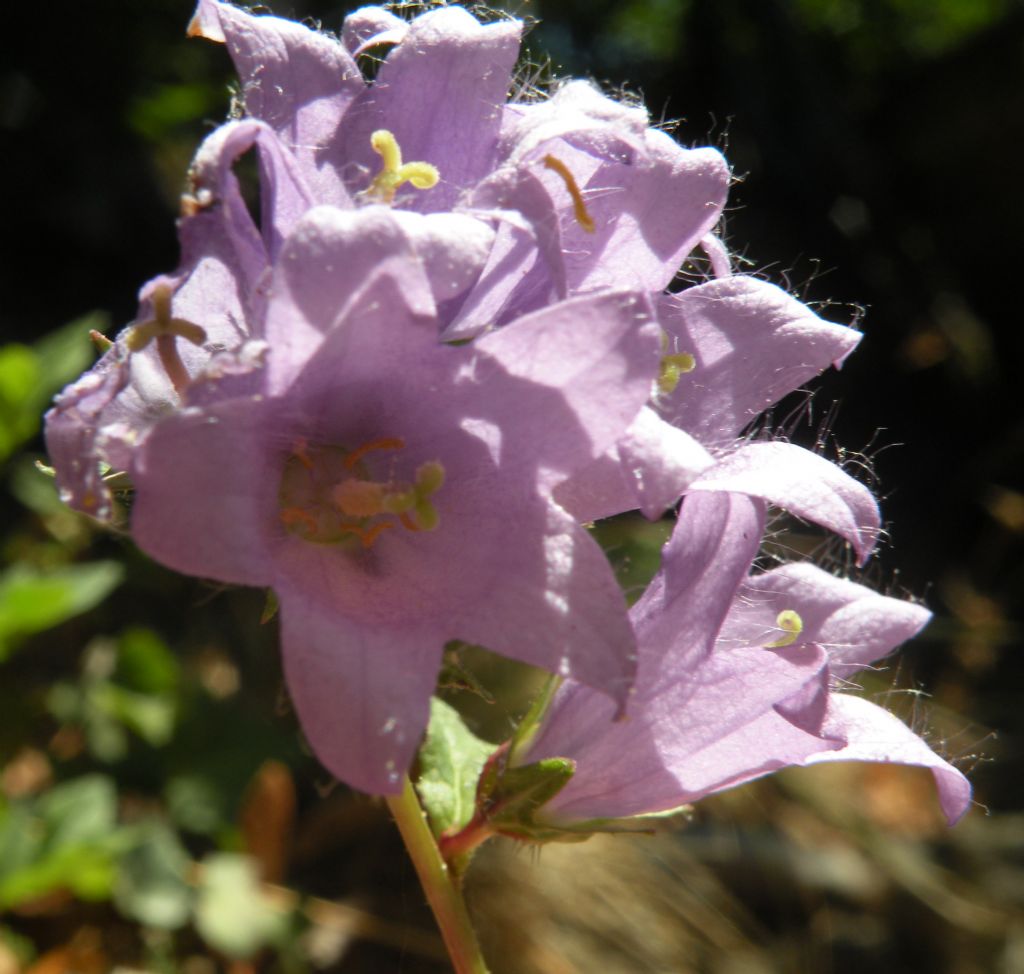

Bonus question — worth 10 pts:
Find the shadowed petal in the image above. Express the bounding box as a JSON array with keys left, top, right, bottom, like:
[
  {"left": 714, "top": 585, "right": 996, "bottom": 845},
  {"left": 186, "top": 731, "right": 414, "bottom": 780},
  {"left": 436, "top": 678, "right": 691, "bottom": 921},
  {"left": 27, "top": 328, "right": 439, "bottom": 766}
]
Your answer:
[
  {"left": 454, "top": 502, "right": 638, "bottom": 709},
  {"left": 190, "top": 0, "right": 363, "bottom": 205},
  {"left": 538, "top": 645, "right": 831, "bottom": 822},
  {"left": 473, "top": 290, "right": 660, "bottom": 481},
  {"left": 689, "top": 442, "right": 880, "bottom": 563},
  {"left": 561, "top": 134, "right": 730, "bottom": 295},
  {"left": 803, "top": 694, "right": 973, "bottom": 825},
  {"left": 278, "top": 586, "right": 444, "bottom": 794},
  {"left": 721, "top": 562, "right": 932, "bottom": 677},
  {"left": 263, "top": 205, "right": 434, "bottom": 392},
  {"left": 341, "top": 8, "right": 408, "bottom": 56},
  {"left": 658, "top": 276, "right": 862, "bottom": 445},
  {"left": 130, "top": 398, "right": 277, "bottom": 587}
]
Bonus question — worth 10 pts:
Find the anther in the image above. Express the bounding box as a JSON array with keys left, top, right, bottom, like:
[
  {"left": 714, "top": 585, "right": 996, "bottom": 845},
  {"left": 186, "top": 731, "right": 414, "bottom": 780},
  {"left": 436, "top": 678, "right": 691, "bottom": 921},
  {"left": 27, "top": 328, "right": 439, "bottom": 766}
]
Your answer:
[
  {"left": 365, "top": 130, "right": 440, "bottom": 204},
  {"left": 764, "top": 609, "right": 804, "bottom": 648},
  {"left": 343, "top": 437, "right": 405, "bottom": 470},
  {"left": 90, "top": 329, "right": 113, "bottom": 354},
  {"left": 542, "top": 154, "right": 596, "bottom": 233},
  {"left": 280, "top": 507, "right": 319, "bottom": 534}
]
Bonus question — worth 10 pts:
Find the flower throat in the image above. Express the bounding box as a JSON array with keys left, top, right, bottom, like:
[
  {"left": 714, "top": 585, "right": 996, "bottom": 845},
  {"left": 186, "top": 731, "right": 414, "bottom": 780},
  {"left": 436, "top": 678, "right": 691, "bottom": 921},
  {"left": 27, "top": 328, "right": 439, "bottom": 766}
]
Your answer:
[{"left": 278, "top": 437, "right": 444, "bottom": 549}]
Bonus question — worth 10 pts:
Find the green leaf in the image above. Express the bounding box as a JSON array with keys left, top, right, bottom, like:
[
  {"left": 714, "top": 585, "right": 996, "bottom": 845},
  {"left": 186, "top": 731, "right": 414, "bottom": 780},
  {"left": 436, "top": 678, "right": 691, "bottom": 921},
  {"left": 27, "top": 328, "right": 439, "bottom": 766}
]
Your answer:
[
  {"left": 589, "top": 513, "right": 672, "bottom": 605},
  {"left": 416, "top": 698, "right": 496, "bottom": 837},
  {"left": 92, "top": 683, "right": 176, "bottom": 748},
  {"left": 0, "top": 562, "right": 124, "bottom": 660},
  {"left": 34, "top": 313, "right": 102, "bottom": 394},
  {"left": 165, "top": 774, "right": 228, "bottom": 836},
  {"left": 0, "top": 314, "right": 102, "bottom": 465},
  {"left": 114, "top": 822, "right": 192, "bottom": 930},
  {"left": 115, "top": 628, "right": 179, "bottom": 694},
  {"left": 195, "top": 854, "right": 288, "bottom": 959},
  {"left": 0, "top": 344, "right": 41, "bottom": 463},
  {"left": 0, "top": 775, "right": 121, "bottom": 908}
]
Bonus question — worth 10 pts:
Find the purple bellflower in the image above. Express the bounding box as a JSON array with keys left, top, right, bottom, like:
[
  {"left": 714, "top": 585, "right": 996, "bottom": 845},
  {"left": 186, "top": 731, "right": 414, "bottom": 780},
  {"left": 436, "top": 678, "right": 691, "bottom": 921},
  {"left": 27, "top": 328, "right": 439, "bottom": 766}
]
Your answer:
[
  {"left": 117, "top": 205, "right": 660, "bottom": 794},
  {"left": 513, "top": 492, "right": 971, "bottom": 829},
  {"left": 42, "top": 0, "right": 907, "bottom": 806}
]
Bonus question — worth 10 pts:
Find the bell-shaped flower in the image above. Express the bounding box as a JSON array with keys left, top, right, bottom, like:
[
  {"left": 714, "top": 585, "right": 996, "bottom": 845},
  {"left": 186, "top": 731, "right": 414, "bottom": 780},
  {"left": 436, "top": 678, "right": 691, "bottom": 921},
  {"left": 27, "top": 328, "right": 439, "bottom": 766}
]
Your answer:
[
  {"left": 123, "top": 205, "right": 661, "bottom": 795},
  {"left": 514, "top": 492, "right": 971, "bottom": 830}
]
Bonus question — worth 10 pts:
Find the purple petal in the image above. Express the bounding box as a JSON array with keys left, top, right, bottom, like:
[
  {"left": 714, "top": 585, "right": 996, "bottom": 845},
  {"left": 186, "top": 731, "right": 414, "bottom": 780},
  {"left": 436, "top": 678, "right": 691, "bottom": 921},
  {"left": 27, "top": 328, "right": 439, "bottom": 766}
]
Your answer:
[
  {"left": 44, "top": 350, "right": 131, "bottom": 520},
  {"left": 553, "top": 407, "right": 715, "bottom": 523},
  {"left": 499, "top": 80, "right": 649, "bottom": 162},
  {"left": 259, "top": 266, "right": 640, "bottom": 699},
  {"left": 278, "top": 585, "right": 443, "bottom": 794},
  {"left": 721, "top": 562, "right": 932, "bottom": 677},
  {"left": 453, "top": 502, "right": 638, "bottom": 709},
  {"left": 688, "top": 442, "right": 881, "bottom": 563},
  {"left": 560, "top": 133, "right": 729, "bottom": 295},
  {"left": 657, "top": 277, "right": 862, "bottom": 445},
  {"left": 803, "top": 694, "right": 973, "bottom": 825},
  {"left": 447, "top": 169, "right": 567, "bottom": 338},
  {"left": 130, "top": 397, "right": 277, "bottom": 587},
  {"left": 472, "top": 290, "right": 660, "bottom": 481},
  {"left": 537, "top": 645, "right": 831, "bottom": 822},
  {"left": 632, "top": 691, "right": 843, "bottom": 806},
  {"left": 525, "top": 492, "right": 767, "bottom": 774},
  {"left": 188, "top": 118, "right": 315, "bottom": 267},
  {"left": 336, "top": 7, "right": 521, "bottom": 210},
  {"left": 341, "top": 7, "right": 408, "bottom": 56},
  {"left": 262, "top": 204, "right": 434, "bottom": 392},
  {"left": 190, "top": 0, "right": 363, "bottom": 206},
  {"left": 441, "top": 214, "right": 551, "bottom": 340},
  {"left": 636, "top": 492, "right": 766, "bottom": 673},
  {"left": 390, "top": 210, "right": 495, "bottom": 304},
  {"left": 615, "top": 408, "right": 715, "bottom": 518}
]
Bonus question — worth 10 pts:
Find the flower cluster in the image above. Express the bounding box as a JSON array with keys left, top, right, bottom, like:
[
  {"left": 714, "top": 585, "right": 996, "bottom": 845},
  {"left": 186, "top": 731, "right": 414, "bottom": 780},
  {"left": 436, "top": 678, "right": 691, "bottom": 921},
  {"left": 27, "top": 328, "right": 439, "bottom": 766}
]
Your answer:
[{"left": 45, "top": 0, "right": 969, "bottom": 825}]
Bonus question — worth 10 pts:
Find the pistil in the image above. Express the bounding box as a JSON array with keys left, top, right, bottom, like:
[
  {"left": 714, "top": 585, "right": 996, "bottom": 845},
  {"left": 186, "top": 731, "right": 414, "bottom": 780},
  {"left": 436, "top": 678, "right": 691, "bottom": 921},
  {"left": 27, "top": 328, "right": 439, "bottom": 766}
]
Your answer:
[
  {"left": 365, "top": 130, "right": 440, "bottom": 204},
  {"left": 764, "top": 610, "right": 804, "bottom": 648},
  {"left": 542, "top": 154, "right": 596, "bottom": 233},
  {"left": 125, "top": 284, "right": 207, "bottom": 395},
  {"left": 279, "top": 439, "right": 445, "bottom": 549}
]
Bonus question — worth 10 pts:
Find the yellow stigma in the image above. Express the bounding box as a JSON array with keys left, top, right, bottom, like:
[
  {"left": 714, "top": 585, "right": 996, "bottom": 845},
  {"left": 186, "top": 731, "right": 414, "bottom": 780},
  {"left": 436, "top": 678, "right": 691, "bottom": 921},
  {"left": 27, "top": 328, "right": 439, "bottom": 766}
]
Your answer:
[
  {"left": 764, "top": 609, "right": 804, "bottom": 648},
  {"left": 657, "top": 351, "right": 696, "bottom": 395},
  {"left": 125, "top": 284, "right": 207, "bottom": 395},
  {"left": 542, "top": 154, "right": 596, "bottom": 233},
  {"left": 365, "top": 129, "right": 440, "bottom": 204},
  {"left": 126, "top": 284, "right": 206, "bottom": 352}
]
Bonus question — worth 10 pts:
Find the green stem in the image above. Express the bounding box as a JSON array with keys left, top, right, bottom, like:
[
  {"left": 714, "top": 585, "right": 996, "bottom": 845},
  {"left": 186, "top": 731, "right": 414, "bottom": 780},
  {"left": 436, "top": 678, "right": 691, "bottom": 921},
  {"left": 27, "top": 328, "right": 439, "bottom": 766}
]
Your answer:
[{"left": 385, "top": 776, "right": 491, "bottom": 974}]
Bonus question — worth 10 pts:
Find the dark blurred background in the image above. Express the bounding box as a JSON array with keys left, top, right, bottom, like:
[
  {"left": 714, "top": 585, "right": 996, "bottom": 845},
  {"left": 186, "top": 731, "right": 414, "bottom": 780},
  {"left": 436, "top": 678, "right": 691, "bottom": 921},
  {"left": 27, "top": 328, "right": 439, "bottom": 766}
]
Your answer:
[{"left": 1, "top": 1, "right": 1022, "bottom": 971}]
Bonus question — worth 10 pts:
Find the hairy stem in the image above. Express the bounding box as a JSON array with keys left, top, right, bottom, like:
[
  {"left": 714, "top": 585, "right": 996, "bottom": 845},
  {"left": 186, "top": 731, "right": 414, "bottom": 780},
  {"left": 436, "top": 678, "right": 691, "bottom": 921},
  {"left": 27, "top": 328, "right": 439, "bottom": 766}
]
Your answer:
[{"left": 385, "top": 776, "right": 491, "bottom": 974}]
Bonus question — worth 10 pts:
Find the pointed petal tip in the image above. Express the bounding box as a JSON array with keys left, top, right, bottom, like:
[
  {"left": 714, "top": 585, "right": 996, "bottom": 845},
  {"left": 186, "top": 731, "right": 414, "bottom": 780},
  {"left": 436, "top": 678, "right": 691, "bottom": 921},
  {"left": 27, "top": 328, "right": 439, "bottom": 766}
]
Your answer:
[{"left": 187, "top": 0, "right": 224, "bottom": 41}]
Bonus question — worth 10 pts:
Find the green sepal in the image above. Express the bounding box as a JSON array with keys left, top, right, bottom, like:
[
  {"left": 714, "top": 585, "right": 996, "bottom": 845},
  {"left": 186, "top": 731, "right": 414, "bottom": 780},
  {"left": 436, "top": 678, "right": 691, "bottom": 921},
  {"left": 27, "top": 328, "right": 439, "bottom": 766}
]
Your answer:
[
  {"left": 475, "top": 751, "right": 577, "bottom": 842},
  {"left": 415, "top": 697, "right": 496, "bottom": 838},
  {"left": 473, "top": 739, "right": 693, "bottom": 844},
  {"left": 533, "top": 803, "right": 694, "bottom": 840}
]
